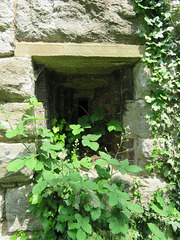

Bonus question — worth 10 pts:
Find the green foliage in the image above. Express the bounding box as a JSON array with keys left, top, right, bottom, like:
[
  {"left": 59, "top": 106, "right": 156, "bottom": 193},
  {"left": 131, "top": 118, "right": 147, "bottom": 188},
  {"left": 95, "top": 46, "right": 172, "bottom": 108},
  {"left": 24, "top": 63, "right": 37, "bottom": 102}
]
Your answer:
[
  {"left": 132, "top": 1, "right": 180, "bottom": 238},
  {"left": 134, "top": 0, "right": 180, "bottom": 210},
  {"left": 4, "top": 97, "right": 143, "bottom": 239}
]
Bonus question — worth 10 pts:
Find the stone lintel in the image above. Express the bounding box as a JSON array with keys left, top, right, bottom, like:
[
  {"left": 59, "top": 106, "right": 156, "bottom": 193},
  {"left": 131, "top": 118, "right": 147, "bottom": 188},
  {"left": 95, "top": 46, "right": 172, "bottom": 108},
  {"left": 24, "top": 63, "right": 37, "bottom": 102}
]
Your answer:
[{"left": 15, "top": 42, "right": 144, "bottom": 58}]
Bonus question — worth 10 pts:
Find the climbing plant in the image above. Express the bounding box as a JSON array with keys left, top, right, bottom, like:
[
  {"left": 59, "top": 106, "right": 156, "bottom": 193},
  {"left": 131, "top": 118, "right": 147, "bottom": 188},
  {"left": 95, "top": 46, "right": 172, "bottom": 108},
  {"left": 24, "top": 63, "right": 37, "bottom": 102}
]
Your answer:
[{"left": 132, "top": 0, "right": 180, "bottom": 238}]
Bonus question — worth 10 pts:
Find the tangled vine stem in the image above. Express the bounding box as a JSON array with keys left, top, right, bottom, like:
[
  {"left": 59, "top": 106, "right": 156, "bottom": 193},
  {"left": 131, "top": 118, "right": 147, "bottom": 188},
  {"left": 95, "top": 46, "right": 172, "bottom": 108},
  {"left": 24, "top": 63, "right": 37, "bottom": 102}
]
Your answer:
[{"left": 134, "top": 0, "right": 180, "bottom": 208}]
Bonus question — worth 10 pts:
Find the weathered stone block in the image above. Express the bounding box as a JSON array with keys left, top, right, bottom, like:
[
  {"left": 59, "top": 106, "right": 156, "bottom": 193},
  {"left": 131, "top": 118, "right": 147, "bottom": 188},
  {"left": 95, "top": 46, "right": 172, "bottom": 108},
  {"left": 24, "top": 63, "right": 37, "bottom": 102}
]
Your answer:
[
  {"left": 0, "top": 190, "right": 4, "bottom": 220},
  {"left": 0, "top": 58, "right": 35, "bottom": 101},
  {"left": 135, "top": 138, "right": 154, "bottom": 167},
  {"left": 112, "top": 174, "right": 166, "bottom": 205},
  {"left": 123, "top": 100, "right": 151, "bottom": 138},
  {"left": 0, "top": 221, "right": 9, "bottom": 239},
  {"left": 6, "top": 185, "right": 41, "bottom": 232},
  {"left": 0, "top": 102, "right": 46, "bottom": 140},
  {"left": 133, "top": 62, "right": 151, "bottom": 100},
  {"left": 0, "top": 0, "right": 14, "bottom": 56},
  {"left": 16, "top": 0, "right": 143, "bottom": 44},
  {"left": 0, "top": 143, "right": 34, "bottom": 183}
]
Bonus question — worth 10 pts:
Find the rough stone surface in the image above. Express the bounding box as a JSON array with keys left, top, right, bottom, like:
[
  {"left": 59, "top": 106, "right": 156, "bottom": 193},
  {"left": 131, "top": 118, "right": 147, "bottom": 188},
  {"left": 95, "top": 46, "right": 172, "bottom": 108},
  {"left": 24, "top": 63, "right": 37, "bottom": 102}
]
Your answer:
[
  {"left": 6, "top": 185, "right": 41, "bottom": 232},
  {"left": 0, "top": 102, "right": 46, "bottom": 139},
  {"left": 0, "top": 221, "right": 9, "bottom": 239},
  {"left": 0, "top": 190, "right": 4, "bottom": 220},
  {"left": 112, "top": 174, "right": 166, "bottom": 205},
  {"left": 123, "top": 100, "right": 151, "bottom": 138},
  {"left": 0, "top": 58, "right": 35, "bottom": 101},
  {"left": 133, "top": 62, "right": 151, "bottom": 100},
  {"left": 16, "top": 0, "right": 144, "bottom": 44},
  {"left": 0, "top": 143, "right": 34, "bottom": 183},
  {"left": 0, "top": 0, "right": 14, "bottom": 56},
  {"left": 135, "top": 138, "right": 154, "bottom": 167}
]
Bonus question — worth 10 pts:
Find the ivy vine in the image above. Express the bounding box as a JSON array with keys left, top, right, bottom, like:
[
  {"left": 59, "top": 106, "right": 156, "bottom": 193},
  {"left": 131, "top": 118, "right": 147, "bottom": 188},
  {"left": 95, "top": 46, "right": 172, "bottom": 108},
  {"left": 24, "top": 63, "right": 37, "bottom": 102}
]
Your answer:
[{"left": 134, "top": 0, "right": 180, "bottom": 209}]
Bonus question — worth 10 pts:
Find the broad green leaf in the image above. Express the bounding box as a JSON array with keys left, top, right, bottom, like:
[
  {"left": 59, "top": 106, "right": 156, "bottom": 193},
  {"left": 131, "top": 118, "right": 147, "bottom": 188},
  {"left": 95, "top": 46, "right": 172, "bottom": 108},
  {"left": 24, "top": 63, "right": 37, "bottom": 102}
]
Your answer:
[
  {"left": 43, "top": 170, "right": 59, "bottom": 181},
  {"left": 90, "top": 107, "right": 105, "bottom": 123},
  {"left": 82, "top": 139, "right": 99, "bottom": 151},
  {"left": 69, "top": 124, "right": 84, "bottom": 135},
  {"left": 108, "top": 158, "right": 120, "bottom": 166},
  {"left": 34, "top": 161, "right": 44, "bottom": 171},
  {"left": 29, "top": 193, "right": 39, "bottom": 205},
  {"left": 97, "top": 179, "right": 110, "bottom": 194},
  {"left": 57, "top": 214, "right": 70, "bottom": 222},
  {"left": 108, "top": 216, "right": 123, "bottom": 234},
  {"left": 76, "top": 228, "right": 86, "bottom": 240},
  {"left": 32, "top": 180, "right": 47, "bottom": 194},
  {"left": 83, "top": 181, "right": 98, "bottom": 190},
  {"left": 68, "top": 222, "right": 81, "bottom": 230},
  {"left": 99, "top": 151, "right": 111, "bottom": 161},
  {"left": 25, "top": 157, "right": 37, "bottom": 170},
  {"left": 107, "top": 120, "right": 122, "bottom": 132},
  {"left": 67, "top": 230, "right": 76, "bottom": 240},
  {"left": 95, "top": 165, "right": 111, "bottom": 179},
  {"left": 126, "top": 202, "right": 144, "bottom": 213},
  {"left": 7, "top": 158, "right": 25, "bottom": 172},
  {"left": 82, "top": 217, "right": 92, "bottom": 234},
  {"left": 107, "top": 192, "right": 119, "bottom": 206},
  {"left": 95, "top": 159, "right": 107, "bottom": 166},
  {"left": 88, "top": 142, "right": 99, "bottom": 151},
  {"left": 90, "top": 208, "right": 101, "bottom": 221},
  {"left": 126, "top": 165, "right": 142, "bottom": 173},
  {"left": 119, "top": 159, "right": 129, "bottom": 168},
  {"left": 41, "top": 141, "right": 64, "bottom": 152},
  {"left": 75, "top": 214, "right": 83, "bottom": 224},
  {"left": 84, "top": 134, "right": 102, "bottom": 141},
  {"left": 80, "top": 157, "right": 92, "bottom": 169},
  {"left": 78, "top": 115, "right": 91, "bottom": 128},
  {"left": 147, "top": 223, "right": 165, "bottom": 239},
  {"left": 87, "top": 191, "right": 101, "bottom": 208}
]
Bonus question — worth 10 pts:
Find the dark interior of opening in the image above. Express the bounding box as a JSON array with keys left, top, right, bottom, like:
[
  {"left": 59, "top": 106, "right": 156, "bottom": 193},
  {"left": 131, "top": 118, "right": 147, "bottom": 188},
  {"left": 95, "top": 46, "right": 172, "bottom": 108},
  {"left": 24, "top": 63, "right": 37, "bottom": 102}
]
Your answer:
[
  {"left": 34, "top": 60, "right": 135, "bottom": 155},
  {"left": 35, "top": 64, "right": 134, "bottom": 123}
]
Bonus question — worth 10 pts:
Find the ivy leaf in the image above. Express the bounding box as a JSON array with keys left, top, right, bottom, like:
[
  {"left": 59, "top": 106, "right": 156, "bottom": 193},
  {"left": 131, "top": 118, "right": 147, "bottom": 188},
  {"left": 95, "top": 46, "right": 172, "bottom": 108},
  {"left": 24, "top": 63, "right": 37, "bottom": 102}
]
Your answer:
[
  {"left": 76, "top": 229, "right": 86, "bottom": 240},
  {"left": 107, "top": 120, "right": 122, "bottom": 132}
]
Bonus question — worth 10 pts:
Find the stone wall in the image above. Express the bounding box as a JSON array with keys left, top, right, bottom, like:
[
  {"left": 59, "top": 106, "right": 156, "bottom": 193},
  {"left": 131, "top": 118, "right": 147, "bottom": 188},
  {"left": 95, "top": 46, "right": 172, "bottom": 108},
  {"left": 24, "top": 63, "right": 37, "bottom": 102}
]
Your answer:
[{"left": 1, "top": 0, "right": 178, "bottom": 238}]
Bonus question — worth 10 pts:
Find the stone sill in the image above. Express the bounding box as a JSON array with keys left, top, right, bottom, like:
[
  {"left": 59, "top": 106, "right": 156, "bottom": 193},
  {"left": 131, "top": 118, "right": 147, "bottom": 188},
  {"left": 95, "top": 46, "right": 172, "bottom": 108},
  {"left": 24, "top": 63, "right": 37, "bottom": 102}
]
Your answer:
[{"left": 15, "top": 42, "right": 145, "bottom": 58}]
